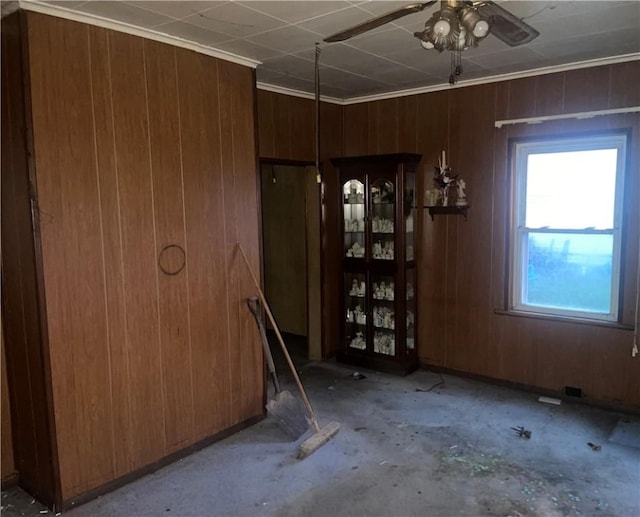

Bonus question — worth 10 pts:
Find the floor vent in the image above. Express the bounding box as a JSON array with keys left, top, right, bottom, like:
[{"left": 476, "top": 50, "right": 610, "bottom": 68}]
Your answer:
[{"left": 564, "top": 386, "right": 582, "bottom": 397}]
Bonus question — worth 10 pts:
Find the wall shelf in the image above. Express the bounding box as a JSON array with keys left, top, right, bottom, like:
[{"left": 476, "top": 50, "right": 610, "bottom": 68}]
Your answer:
[{"left": 425, "top": 205, "right": 470, "bottom": 221}]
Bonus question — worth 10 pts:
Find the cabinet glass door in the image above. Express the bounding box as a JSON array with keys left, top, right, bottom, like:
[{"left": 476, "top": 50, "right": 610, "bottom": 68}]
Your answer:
[
  {"left": 343, "top": 180, "right": 365, "bottom": 259},
  {"left": 372, "top": 273, "right": 395, "bottom": 355},
  {"left": 345, "top": 272, "right": 367, "bottom": 350},
  {"left": 371, "top": 180, "right": 394, "bottom": 260},
  {"left": 406, "top": 269, "right": 416, "bottom": 351},
  {"left": 405, "top": 171, "right": 415, "bottom": 262}
]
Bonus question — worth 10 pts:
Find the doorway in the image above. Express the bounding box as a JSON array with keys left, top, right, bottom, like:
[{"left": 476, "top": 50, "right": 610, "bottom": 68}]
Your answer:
[{"left": 259, "top": 160, "right": 322, "bottom": 361}]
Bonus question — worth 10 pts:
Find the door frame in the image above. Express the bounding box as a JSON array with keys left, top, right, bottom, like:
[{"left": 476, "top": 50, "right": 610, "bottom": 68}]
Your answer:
[{"left": 258, "top": 158, "right": 323, "bottom": 360}]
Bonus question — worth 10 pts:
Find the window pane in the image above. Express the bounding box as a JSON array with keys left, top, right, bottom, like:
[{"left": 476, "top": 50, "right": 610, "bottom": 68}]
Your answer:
[
  {"left": 526, "top": 149, "right": 618, "bottom": 229},
  {"left": 524, "top": 232, "right": 613, "bottom": 314}
]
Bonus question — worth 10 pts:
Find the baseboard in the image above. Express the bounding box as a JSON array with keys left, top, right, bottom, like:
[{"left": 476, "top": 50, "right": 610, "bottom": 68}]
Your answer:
[
  {"left": 1, "top": 472, "right": 19, "bottom": 489},
  {"left": 420, "top": 363, "right": 640, "bottom": 416},
  {"left": 59, "top": 413, "right": 265, "bottom": 511}
]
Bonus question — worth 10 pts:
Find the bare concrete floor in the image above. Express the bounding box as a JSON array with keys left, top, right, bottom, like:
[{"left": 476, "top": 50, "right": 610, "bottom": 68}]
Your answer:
[{"left": 2, "top": 359, "right": 639, "bottom": 517}]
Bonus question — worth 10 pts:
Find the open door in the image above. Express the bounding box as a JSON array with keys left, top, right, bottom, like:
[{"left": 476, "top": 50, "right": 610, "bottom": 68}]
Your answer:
[{"left": 260, "top": 161, "right": 322, "bottom": 360}]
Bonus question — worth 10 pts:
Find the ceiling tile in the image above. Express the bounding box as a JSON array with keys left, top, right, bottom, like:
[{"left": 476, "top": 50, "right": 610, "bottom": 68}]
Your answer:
[
  {"left": 367, "top": 66, "right": 435, "bottom": 85},
  {"left": 256, "top": 68, "right": 316, "bottom": 93},
  {"left": 464, "top": 47, "right": 546, "bottom": 69},
  {"left": 319, "top": 84, "right": 351, "bottom": 98},
  {"left": 74, "top": 1, "right": 173, "bottom": 28},
  {"left": 346, "top": 27, "right": 418, "bottom": 56},
  {"left": 182, "top": 2, "right": 286, "bottom": 38},
  {"left": 532, "top": 2, "right": 640, "bottom": 41},
  {"left": 319, "top": 66, "right": 370, "bottom": 85},
  {"left": 530, "top": 27, "right": 640, "bottom": 62},
  {"left": 261, "top": 54, "right": 316, "bottom": 81},
  {"left": 330, "top": 74, "right": 390, "bottom": 91},
  {"left": 248, "top": 25, "right": 322, "bottom": 53},
  {"left": 239, "top": 1, "right": 351, "bottom": 23},
  {"left": 356, "top": 1, "right": 416, "bottom": 16},
  {"left": 298, "top": 44, "right": 398, "bottom": 73},
  {"left": 153, "top": 20, "right": 232, "bottom": 46},
  {"left": 299, "top": 5, "right": 392, "bottom": 40},
  {"left": 127, "top": 1, "right": 227, "bottom": 20},
  {"left": 213, "top": 39, "right": 284, "bottom": 61}
]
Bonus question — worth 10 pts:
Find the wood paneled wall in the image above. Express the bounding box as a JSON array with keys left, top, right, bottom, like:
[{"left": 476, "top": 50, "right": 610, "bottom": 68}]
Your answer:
[
  {"left": 1, "top": 12, "right": 57, "bottom": 503},
  {"left": 341, "top": 62, "right": 640, "bottom": 409},
  {"left": 2, "top": 11, "right": 263, "bottom": 505},
  {"left": 257, "top": 90, "right": 344, "bottom": 356}
]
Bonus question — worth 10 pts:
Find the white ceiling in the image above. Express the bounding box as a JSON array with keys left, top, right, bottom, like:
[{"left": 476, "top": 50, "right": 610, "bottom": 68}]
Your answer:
[{"left": 26, "top": 1, "right": 640, "bottom": 99}]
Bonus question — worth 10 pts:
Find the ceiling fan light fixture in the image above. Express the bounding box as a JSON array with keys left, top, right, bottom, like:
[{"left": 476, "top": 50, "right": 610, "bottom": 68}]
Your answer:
[
  {"left": 433, "top": 18, "right": 451, "bottom": 37},
  {"left": 420, "top": 38, "right": 435, "bottom": 50},
  {"left": 460, "top": 6, "right": 490, "bottom": 39}
]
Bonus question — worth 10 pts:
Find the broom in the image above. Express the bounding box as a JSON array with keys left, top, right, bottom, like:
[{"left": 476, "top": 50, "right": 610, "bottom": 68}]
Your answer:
[
  {"left": 246, "top": 296, "right": 308, "bottom": 440},
  {"left": 237, "top": 244, "right": 341, "bottom": 459}
]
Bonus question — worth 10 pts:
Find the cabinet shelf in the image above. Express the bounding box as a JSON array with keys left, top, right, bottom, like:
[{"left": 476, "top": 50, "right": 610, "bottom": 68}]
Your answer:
[{"left": 425, "top": 205, "right": 470, "bottom": 221}]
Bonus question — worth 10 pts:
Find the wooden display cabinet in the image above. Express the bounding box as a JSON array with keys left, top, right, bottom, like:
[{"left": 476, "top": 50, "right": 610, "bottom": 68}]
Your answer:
[{"left": 332, "top": 153, "right": 421, "bottom": 375}]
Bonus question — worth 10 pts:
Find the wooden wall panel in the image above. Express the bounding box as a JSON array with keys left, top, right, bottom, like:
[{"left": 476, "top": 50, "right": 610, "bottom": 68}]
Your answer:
[
  {"left": 416, "top": 90, "right": 449, "bottom": 367},
  {"left": 176, "top": 49, "right": 233, "bottom": 436},
  {"left": 257, "top": 89, "right": 275, "bottom": 158},
  {"left": 6, "top": 11, "right": 264, "bottom": 504},
  {"left": 87, "top": 25, "right": 132, "bottom": 479},
  {"left": 341, "top": 62, "right": 640, "bottom": 409},
  {"left": 28, "top": 14, "right": 117, "bottom": 496},
  {"left": 220, "top": 62, "right": 263, "bottom": 419},
  {"left": 343, "top": 103, "right": 369, "bottom": 156},
  {"left": 144, "top": 40, "right": 193, "bottom": 453},
  {"left": 29, "top": 17, "right": 117, "bottom": 496},
  {"left": 289, "top": 96, "right": 314, "bottom": 161},
  {"left": 108, "top": 30, "right": 166, "bottom": 471}
]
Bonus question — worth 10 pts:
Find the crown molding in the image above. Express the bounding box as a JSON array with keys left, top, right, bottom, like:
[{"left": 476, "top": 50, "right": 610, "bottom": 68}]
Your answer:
[
  {"left": 256, "top": 82, "right": 345, "bottom": 105},
  {"left": 17, "top": 0, "right": 261, "bottom": 69}
]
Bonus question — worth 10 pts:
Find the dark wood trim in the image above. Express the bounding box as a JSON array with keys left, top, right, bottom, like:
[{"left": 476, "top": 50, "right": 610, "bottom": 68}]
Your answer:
[
  {"left": 60, "top": 414, "right": 265, "bottom": 512},
  {"left": 19, "top": 11, "right": 63, "bottom": 509},
  {"left": 421, "top": 363, "right": 640, "bottom": 416}
]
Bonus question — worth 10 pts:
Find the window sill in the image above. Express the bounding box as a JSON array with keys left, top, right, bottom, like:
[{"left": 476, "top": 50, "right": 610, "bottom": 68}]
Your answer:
[{"left": 493, "top": 309, "right": 634, "bottom": 330}]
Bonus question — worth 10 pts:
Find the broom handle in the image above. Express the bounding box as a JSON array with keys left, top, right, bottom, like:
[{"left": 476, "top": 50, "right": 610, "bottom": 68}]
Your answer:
[{"left": 237, "top": 244, "right": 322, "bottom": 433}]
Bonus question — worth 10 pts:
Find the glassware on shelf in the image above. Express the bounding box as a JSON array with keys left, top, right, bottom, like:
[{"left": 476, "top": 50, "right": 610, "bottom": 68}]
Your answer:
[
  {"left": 406, "top": 272, "right": 416, "bottom": 350},
  {"left": 343, "top": 179, "right": 365, "bottom": 258},
  {"left": 373, "top": 332, "right": 395, "bottom": 355}
]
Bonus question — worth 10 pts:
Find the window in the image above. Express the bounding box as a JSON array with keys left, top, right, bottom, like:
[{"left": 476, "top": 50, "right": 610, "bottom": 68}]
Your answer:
[{"left": 511, "top": 133, "right": 627, "bottom": 322}]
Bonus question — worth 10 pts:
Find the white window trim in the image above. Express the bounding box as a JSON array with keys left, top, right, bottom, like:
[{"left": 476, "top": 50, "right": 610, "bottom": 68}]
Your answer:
[{"left": 510, "top": 133, "right": 627, "bottom": 322}]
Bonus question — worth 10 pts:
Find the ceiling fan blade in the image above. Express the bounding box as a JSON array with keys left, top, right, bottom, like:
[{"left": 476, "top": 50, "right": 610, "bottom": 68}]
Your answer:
[
  {"left": 323, "top": 1, "right": 437, "bottom": 43},
  {"left": 475, "top": 1, "right": 540, "bottom": 46}
]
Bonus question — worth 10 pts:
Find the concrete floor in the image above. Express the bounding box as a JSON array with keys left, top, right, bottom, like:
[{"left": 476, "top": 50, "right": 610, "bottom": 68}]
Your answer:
[{"left": 2, "top": 355, "right": 639, "bottom": 516}]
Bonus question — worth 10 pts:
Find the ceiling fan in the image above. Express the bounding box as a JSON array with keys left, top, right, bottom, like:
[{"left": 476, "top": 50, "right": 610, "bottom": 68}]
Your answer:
[{"left": 324, "top": 0, "right": 540, "bottom": 84}]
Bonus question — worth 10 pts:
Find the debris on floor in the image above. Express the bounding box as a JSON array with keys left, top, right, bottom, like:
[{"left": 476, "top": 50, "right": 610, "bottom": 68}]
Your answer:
[
  {"left": 538, "top": 396, "right": 562, "bottom": 405},
  {"left": 511, "top": 426, "right": 532, "bottom": 439},
  {"left": 350, "top": 371, "right": 366, "bottom": 380},
  {"left": 588, "top": 442, "right": 602, "bottom": 451}
]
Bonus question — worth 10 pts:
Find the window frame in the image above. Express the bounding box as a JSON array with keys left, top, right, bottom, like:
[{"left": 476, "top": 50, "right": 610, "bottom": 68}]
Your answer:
[{"left": 510, "top": 132, "right": 628, "bottom": 322}]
